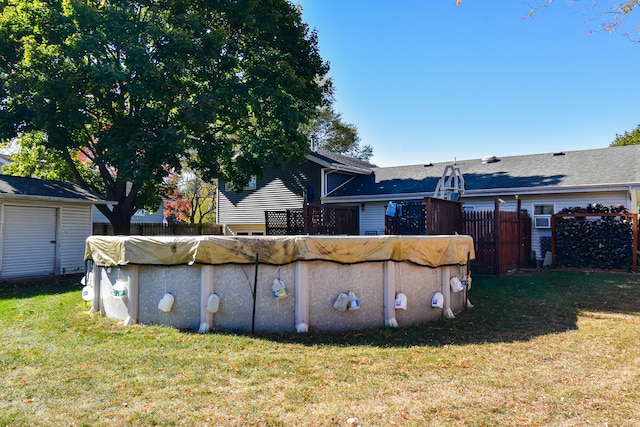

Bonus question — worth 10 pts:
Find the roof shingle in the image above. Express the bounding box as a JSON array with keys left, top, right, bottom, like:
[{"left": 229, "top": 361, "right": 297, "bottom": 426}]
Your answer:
[
  {"left": 327, "top": 145, "right": 640, "bottom": 197},
  {"left": 0, "top": 175, "right": 108, "bottom": 203}
]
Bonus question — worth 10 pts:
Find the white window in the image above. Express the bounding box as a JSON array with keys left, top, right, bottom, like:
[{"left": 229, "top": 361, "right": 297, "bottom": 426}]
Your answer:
[
  {"left": 533, "top": 203, "right": 554, "bottom": 228},
  {"left": 462, "top": 205, "right": 475, "bottom": 212}
]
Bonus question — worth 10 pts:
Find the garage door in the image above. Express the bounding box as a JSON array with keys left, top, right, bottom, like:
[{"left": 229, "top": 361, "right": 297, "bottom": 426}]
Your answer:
[{"left": 2, "top": 206, "right": 57, "bottom": 279}]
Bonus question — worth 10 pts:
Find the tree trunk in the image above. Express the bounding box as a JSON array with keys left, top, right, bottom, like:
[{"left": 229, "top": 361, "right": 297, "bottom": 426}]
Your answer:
[
  {"left": 111, "top": 206, "right": 132, "bottom": 235},
  {"left": 95, "top": 199, "right": 134, "bottom": 235}
]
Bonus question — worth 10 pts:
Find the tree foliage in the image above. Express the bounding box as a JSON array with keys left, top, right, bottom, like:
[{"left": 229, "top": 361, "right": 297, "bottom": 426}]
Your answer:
[
  {"left": 0, "top": 0, "right": 328, "bottom": 234},
  {"left": 301, "top": 106, "right": 373, "bottom": 162},
  {"left": 164, "top": 164, "right": 217, "bottom": 224},
  {"left": 611, "top": 123, "right": 640, "bottom": 146}
]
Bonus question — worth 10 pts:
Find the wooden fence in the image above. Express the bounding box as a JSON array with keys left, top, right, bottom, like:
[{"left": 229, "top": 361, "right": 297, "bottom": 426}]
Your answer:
[
  {"left": 93, "top": 222, "right": 223, "bottom": 236},
  {"left": 463, "top": 206, "right": 531, "bottom": 275},
  {"left": 422, "top": 197, "right": 530, "bottom": 275},
  {"left": 384, "top": 201, "right": 426, "bottom": 235},
  {"left": 425, "top": 197, "right": 464, "bottom": 235},
  {"left": 265, "top": 203, "right": 359, "bottom": 236}
]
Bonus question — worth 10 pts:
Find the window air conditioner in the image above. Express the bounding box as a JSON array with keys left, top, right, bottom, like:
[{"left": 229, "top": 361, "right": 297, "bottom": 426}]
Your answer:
[{"left": 534, "top": 215, "right": 551, "bottom": 229}]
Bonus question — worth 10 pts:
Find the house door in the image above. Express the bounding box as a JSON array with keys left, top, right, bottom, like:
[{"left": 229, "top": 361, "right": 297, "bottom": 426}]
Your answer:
[{"left": 2, "top": 205, "right": 57, "bottom": 279}]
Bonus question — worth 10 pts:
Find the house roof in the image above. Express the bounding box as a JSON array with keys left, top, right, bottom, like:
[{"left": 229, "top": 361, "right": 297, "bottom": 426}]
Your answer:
[
  {"left": 325, "top": 145, "right": 640, "bottom": 200},
  {"left": 0, "top": 175, "right": 110, "bottom": 204},
  {"left": 307, "top": 147, "right": 376, "bottom": 172}
]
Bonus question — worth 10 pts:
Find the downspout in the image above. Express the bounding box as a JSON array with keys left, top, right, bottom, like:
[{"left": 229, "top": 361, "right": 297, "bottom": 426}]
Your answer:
[{"left": 629, "top": 185, "right": 638, "bottom": 213}]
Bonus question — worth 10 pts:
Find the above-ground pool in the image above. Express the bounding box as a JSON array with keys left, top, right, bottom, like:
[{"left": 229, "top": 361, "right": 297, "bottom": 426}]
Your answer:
[{"left": 83, "top": 235, "right": 475, "bottom": 333}]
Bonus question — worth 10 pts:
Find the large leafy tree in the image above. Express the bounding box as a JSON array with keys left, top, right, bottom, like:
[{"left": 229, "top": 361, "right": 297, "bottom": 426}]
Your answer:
[{"left": 0, "top": 0, "right": 328, "bottom": 234}]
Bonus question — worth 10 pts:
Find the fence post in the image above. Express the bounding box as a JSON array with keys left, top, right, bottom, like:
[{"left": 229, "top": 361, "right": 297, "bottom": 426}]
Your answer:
[
  {"left": 494, "top": 196, "right": 501, "bottom": 276},
  {"left": 264, "top": 211, "right": 268, "bottom": 235},
  {"left": 425, "top": 197, "right": 432, "bottom": 235},
  {"left": 516, "top": 196, "right": 522, "bottom": 270},
  {"left": 302, "top": 203, "right": 309, "bottom": 235},
  {"left": 632, "top": 213, "right": 638, "bottom": 272}
]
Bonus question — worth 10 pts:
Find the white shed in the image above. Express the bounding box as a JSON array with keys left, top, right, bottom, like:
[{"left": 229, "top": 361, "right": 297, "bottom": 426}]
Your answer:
[{"left": 0, "top": 175, "right": 110, "bottom": 280}]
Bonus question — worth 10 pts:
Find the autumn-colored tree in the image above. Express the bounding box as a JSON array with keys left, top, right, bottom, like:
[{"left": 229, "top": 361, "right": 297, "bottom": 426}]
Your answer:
[
  {"left": 164, "top": 166, "right": 217, "bottom": 224},
  {"left": 163, "top": 174, "right": 191, "bottom": 224}
]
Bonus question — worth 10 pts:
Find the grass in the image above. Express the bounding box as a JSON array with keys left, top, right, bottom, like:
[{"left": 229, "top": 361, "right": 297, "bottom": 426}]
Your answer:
[{"left": 1, "top": 270, "right": 639, "bottom": 426}]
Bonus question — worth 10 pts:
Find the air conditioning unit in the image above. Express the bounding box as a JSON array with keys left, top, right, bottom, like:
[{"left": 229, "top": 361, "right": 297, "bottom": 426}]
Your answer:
[{"left": 534, "top": 215, "right": 551, "bottom": 229}]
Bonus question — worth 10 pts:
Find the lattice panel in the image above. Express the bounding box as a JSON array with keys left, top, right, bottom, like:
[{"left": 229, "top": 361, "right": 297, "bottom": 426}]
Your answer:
[{"left": 265, "top": 211, "right": 288, "bottom": 235}]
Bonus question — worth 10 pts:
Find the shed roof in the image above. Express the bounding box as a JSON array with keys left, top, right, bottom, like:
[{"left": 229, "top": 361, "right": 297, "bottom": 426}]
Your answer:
[
  {"left": 326, "top": 145, "right": 640, "bottom": 199},
  {"left": 0, "top": 175, "right": 110, "bottom": 204}
]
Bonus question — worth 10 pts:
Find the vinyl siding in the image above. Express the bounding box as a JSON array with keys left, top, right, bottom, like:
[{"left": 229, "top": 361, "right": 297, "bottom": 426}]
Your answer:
[
  {"left": 1, "top": 205, "right": 57, "bottom": 278},
  {"left": 1, "top": 201, "right": 94, "bottom": 279},
  {"left": 359, "top": 202, "right": 386, "bottom": 235},
  {"left": 218, "top": 160, "right": 323, "bottom": 225},
  {"left": 60, "top": 205, "right": 92, "bottom": 275}
]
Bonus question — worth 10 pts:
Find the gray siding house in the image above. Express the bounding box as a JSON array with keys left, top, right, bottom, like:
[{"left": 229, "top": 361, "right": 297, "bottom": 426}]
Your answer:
[
  {"left": 217, "top": 145, "right": 640, "bottom": 260},
  {"left": 0, "top": 175, "right": 109, "bottom": 280},
  {"left": 217, "top": 148, "right": 373, "bottom": 235}
]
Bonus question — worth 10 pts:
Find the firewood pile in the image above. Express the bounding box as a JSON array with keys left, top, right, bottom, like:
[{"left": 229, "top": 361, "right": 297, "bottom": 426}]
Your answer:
[{"left": 554, "top": 204, "right": 634, "bottom": 270}]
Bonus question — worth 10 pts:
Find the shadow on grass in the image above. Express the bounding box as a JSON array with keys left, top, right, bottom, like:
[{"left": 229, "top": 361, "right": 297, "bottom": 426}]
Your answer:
[
  {"left": 0, "top": 274, "right": 83, "bottom": 300},
  {"left": 3, "top": 270, "right": 639, "bottom": 348},
  {"left": 251, "top": 270, "right": 640, "bottom": 348}
]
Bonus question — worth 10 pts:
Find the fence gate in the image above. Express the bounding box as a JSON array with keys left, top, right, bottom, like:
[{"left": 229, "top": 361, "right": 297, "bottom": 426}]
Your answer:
[{"left": 463, "top": 200, "right": 531, "bottom": 275}]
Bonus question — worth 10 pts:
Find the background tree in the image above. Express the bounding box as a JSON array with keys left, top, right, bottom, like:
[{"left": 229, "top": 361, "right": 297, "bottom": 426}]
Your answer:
[
  {"left": 0, "top": 0, "right": 328, "bottom": 234},
  {"left": 522, "top": 1, "right": 639, "bottom": 39},
  {"left": 301, "top": 106, "right": 373, "bottom": 162},
  {"left": 163, "top": 185, "right": 191, "bottom": 224},
  {"left": 611, "top": 124, "right": 640, "bottom": 146},
  {"left": 164, "top": 164, "right": 217, "bottom": 224}
]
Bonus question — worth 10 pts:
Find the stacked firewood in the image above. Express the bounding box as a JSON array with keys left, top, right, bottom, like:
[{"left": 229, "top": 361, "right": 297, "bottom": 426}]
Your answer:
[{"left": 554, "top": 204, "right": 634, "bottom": 270}]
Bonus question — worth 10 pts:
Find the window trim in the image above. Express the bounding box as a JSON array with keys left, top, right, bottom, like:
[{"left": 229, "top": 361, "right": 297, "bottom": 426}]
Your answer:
[{"left": 533, "top": 203, "right": 555, "bottom": 229}]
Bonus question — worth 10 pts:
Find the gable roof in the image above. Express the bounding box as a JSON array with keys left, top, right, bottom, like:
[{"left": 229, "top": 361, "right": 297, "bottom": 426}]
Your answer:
[
  {"left": 325, "top": 145, "right": 640, "bottom": 201},
  {"left": 306, "top": 147, "right": 375, "bottom": 173},
  {"left": 0, "top": 175, "right": 110, "bottom": 204}
]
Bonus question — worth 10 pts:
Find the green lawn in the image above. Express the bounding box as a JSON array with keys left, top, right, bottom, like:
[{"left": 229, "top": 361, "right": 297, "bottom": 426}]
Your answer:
[{"left": 1, "top": 270, "right": 639, "bottom": 426}]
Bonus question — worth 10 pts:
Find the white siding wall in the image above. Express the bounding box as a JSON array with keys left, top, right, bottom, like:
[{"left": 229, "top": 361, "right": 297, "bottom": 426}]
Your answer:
[
  {"left": 0, "top": 200, "right": 93, "bottom": 279},
  {"left": 359, "top": 202, "right": 387, "bottom": 235},
  {"left": 1, "top": 204, "right": 57, "bottom": 278},
  {"left": 60, "top": 205, "right": 92, "bottom": 275}
]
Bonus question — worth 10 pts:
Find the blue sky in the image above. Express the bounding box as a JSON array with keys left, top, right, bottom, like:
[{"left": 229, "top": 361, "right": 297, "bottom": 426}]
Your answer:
[{"left": 297, "top": 1, "right": 640, "bottom": 167}]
